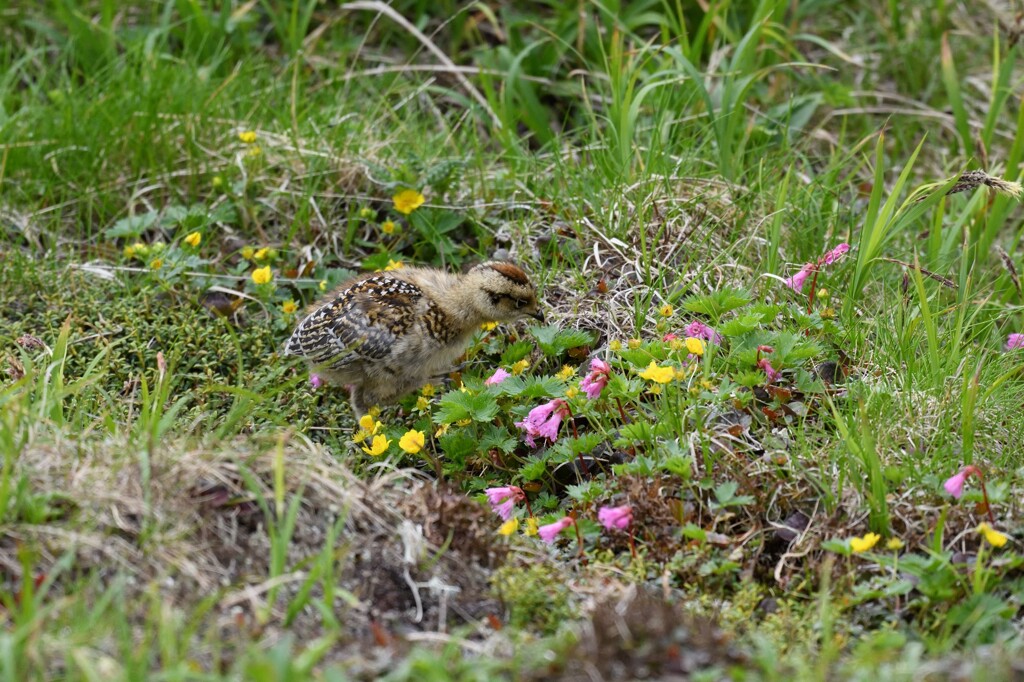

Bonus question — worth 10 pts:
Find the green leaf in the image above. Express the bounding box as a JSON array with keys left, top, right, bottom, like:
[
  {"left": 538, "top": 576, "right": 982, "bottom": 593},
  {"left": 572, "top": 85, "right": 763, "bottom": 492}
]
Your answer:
[
  {"left": 682, "top": 288, "right": 751, "bottom": 319},
  {"left": 518, "top": 376, "right": 565, "bottom": 399},
  {"left": 105, "top": 210, "right": 160, "bottom": 239},
  {"left": 681, "top": 523, "right": 706, "bottom": 541},
  {"left": 711, "top": 481, "right": 755, "bottom": 509},
  {"left": 500, "top": 341, "right": 533, "bottom": 365},
  {"left": 434, "top": 391, "right": 499, "bottom": 423},
  {"left": 530, "top": 325, "right": 594, "bottom": 357},
  {"left": 564, "top": 481, "right": 604, "bottom": 503},
  {"left": 718, "top": 313, "right": 764, "bottom": 337},
  {"left": 438, "top": 430, "right": 477, "bottom": 462},
  {"left": 479, "top": 424, "right": 517, "bottom": 454},
  {"left": 520, "top": 457, "right": 548, "bottom": 481}
]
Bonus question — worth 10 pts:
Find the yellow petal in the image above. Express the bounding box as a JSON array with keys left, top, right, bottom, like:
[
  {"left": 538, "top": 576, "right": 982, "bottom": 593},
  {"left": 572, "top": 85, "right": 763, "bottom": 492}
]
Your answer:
[
  {"left": 685, "top": 337, "right": 705, "bottom": 356},
  {"left": 184, "top": 231, "right": 202, "bottom": 247},
  {"left": 524, "top": 518, "right": 539, "bottom": 536},
  {"left": 886, "top": 538, "right": 905, "bottom": 551},
  {"left": 497, "top": 518, "right": 519, "bottom": 536},
  {"left": 392, "top": 188, "right": 425, "bottom": 215},
  {"left": 399, "top": 430, "right": 425, "bottom": 454},
  {"left": 638, "top": 361, "right": 674, "bottom": 384},
  {"left": 978, "top": 523, "right": 1009, "bottom": 548}
]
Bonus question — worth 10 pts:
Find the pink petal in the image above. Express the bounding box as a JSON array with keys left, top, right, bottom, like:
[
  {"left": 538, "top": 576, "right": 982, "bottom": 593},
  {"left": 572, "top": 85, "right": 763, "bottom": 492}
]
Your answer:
[
  {"left": 943, "top": 471, "right": 967, "bottom": 499},
  {"left": 310, "top": 374, "right": 324, "bottom": 389},
  {"left": 821, "top": 243, "right": 850, "bottom": 265},
  {"left": 485, "top": 368, "right": 511, "bottom": 385},
  {"left": 684, "top": 321, "right": 722, "bottom": 344},
  {"left": 785, "top": 266, "right": 813, "bottom": 292},
  {"left": 1006, "top": 334, "right": 1024, "bottom": 351},
  {"left": 758, "top": 358, "right": 782, "bottom": 382},
  {"left": 662, "top": 333, "right": 678, "bottom": 342},
  {"left": 538, "top": 517, "right": 574, "bottom": 543},
  {"left": 589, "top": 358, "right": 611, "bottom": 375},
  {"left": 598, "top": 505, "right": 632, "bottom": 531}
]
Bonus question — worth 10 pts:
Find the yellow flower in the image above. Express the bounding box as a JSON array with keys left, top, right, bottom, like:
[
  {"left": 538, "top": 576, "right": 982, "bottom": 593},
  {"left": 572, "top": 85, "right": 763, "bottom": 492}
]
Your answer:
[
  {"left": 241, "top": 246, "right": 255, "bottom": 260},
  {"left": 821, "top": 307, "right": 835, "bottom": 319},
  {"left": 649, "top": 384, "right": 663, "bottom": 395},
  {"left": 434, "top": 422, "right": 450, "bottom": 438},
  {"left": 399, "top": 429, "right": 425, "bottom": 454},
  {"left": 282, "top": 300, "right": 298, "bottom": 314},
  {"left": 392, "top": 188, "right": 425, "bottom": 215},
  {"left": 480, "top": 321, "right": 498, "bottom": 331},
  {"left": 254, "top": 247, "right": 270, "bottom": 261},
  {"left": 685, "top": 338, "right": 705, "bottom": 356},
  {"left": 524, "top": 517, "right": 539, "bottom": 536},
  {"left": 251, "top": 266, "right": 272, "bottom": 285},
  {"left": 381, "top": 220, "right": 397, "bottom": 235},
  {"left": 627, "top": 339, "right": 642, "bottom": 350},
  {"left": 978, "top": 523, "right": 1008, "bottom": 548},
  {"left": 498, "top": 518, "right": 519, "bottom": 536},
  {"left": 659, "top": 304, "right": 674, "bottom": 317},
  {"left": 415, "top": 396, "right": 430, "bottom": 411},
  {"left": 669, "top": 339, "right": 684, "bottom": 351},
  {"left": 238, "top": 130, "right": 257, "bottom": 143},
  {"left": 638, "top": 361, "right": 674, "bottom": 384},
  {"left": 383, "top": 259, "right": 404, "bottom": 271},
  {"left": 367, "top": 406, "right": 381, "bottom": 418},
  {"left": 456, "top": 418, "right": 472, "bottom": 427},
  {"left": 246, "top": 145, "right": 262, "bottom": 158},
  {"left": 319, "top": 280, "right": 327, "bottom": 291},
  {"left": 850, "top": 532, "right": 881, "bottom": 553},
  {"left": 556, "top": 365, "right": 576, "bottom": 380},
  {"left": 674, "top": 365, "right": 696, "bottom": 381},
  {"left": 511, "top": 359, "right": 530, "bottom": 375},
  {"left": 420, "top": 384, "right": 436, "bottom": 397},
  {"left": 123, "top": 245, "right": 136, "bottom": 259},
  {"left": 565, "top": 386, "right": 579, "bottom": 399},
  {"left": 150, "top": 258, "right": 163, "bottom": 270},
  {"left": 361, "top": 434, "right": 391, "bottom": 456},
  {"left": 886, "top": 538, "right": 905, "bottom": 551},
  {"left": 609, "top": 340, "right": 622, "bottom": 351},
  {"left": 184, "top": 231, "right": 202, "bottom": 247}
]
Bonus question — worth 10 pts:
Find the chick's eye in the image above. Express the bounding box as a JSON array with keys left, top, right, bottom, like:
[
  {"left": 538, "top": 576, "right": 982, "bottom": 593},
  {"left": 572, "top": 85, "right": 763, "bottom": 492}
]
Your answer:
[{"left": 514, "top": 299, "right": 528, "bottom": 309}]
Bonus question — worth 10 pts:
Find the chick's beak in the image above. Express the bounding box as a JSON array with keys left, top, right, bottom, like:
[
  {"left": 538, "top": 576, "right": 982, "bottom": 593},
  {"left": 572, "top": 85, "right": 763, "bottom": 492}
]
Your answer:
[{"left": 530, "top": 310, "right": 546, "bottom": 323}]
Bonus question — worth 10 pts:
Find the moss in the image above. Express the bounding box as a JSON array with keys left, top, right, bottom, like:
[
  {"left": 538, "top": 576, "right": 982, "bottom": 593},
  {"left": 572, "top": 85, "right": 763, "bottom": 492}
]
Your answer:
[
  {"left": 490, "top": 562, "right": 576, "bottom": 635},
  {"left": 0, "top": 256, "right": 353, "bottom": 438}
]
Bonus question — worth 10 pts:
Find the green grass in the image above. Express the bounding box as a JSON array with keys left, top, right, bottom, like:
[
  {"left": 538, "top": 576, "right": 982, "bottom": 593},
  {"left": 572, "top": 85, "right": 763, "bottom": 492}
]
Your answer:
[{"left": 2, "top": 0, "right": 1024, "bottom": 679}]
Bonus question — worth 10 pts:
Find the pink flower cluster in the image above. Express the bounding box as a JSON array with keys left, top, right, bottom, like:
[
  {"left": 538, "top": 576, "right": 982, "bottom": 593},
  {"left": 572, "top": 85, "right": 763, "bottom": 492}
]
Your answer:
[
  {"left": 785, "top": 243, "right": 850, "bottom": 292},
  {"left": 598, "top": 505, "right": 632, "bottom": 530},
  {"left": 580, "top": 358, "right": 611, "bottom": 399},
  {"left": 485, "top": 486, "right": 526, "bottom": 520},
  {"left": 758, "top": 358, "right": 782, "bottom": 382},
  {"left": 684, "top": 320, "right": 723, "bottom": 344},
  {"left": 1007, "top": 334, "right": 1024, "bottom": 351},
  {"left": 515, "top": 398, "right": 570, "bottom": 447}
]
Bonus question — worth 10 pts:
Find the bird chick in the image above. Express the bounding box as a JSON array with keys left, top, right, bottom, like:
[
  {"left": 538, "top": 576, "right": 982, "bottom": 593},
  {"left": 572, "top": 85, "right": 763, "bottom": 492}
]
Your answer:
[{"left": 285, "top": 261, "right": 543, "bottom": 416}]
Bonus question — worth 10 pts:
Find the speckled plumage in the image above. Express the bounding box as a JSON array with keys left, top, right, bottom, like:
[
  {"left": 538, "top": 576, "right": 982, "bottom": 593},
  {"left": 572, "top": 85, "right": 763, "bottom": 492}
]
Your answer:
[{"left": 285, "top": 261, "right": 543, "bottom": 415}]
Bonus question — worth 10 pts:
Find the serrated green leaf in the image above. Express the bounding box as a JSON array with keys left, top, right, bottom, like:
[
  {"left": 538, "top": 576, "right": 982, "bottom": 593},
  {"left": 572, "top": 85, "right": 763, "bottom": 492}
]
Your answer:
[
  {"left": 500, "top": 341, "right": 533, "bottom": 365},
  {"left": 530, "top": 325, "right": 593, "bottom": 357},
  {"left": 519, "top": 376, "right": 564, "bottom": 399},
  {"left": 520, "top": 457, "right": 548, "bottom": 481},
  {"left": 434, "top": 391, "right": 499, "bottom": 424},
  {"left": 682, "top": 288, "right": 752, "bottom": 318},
  {"left": 718, "top": 313, "right": 763, "bottom": 337},
  {"left": 105, "top": 211, "right": 160, "bottom": 239}
]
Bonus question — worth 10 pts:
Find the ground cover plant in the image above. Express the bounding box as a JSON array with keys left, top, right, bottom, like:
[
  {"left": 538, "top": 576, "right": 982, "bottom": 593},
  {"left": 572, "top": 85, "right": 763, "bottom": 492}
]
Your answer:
[{"left": 2, "top": 0, "right": 1024, "bottom": 679}]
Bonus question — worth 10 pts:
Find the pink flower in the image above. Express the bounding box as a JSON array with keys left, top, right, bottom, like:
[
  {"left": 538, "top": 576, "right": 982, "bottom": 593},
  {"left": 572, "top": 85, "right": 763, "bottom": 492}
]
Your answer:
[
  {"left": 579, "top": 358, "right": 611, "bottom": 399},
  {"left": 943, "top": 470, "right": 967, "bottom": 499},
  {"left": 1006, "top": 334, "right": 1024, "bottom": 351},
  {"left": 758, "top": 358, "right": 782, "bottom": 382},
  {"left": 662, "top": 333, "right": 679, "bottom": 342},
  {"left": 684, "top": 321, "right": 722, "bottom": 344},
  {"left": 485, "top": 486, "right": 525, "bottom": 520},
  {"left": 310, "top": 374, "right": 323, "bottom": 389},
  {"left": 485, "top": 368, "right": 511, "bottom": 385},
  {"left": 784, "top": 243, "right": 850, "bottom": 292},
  {"left": 784, "top": 265, "right": 814, "bottom": 292},
  {"left": 515, "top": 398, "right": 570, "bottom": 447},
  {"left": 538, "top": 517, "right": 575, "bottom": 543},
  {"left": 821, "top": 243, "right": 850, "bottom": 265},
  {"left": 597, "top": 505, "right": 632, "bottom": 531}
]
